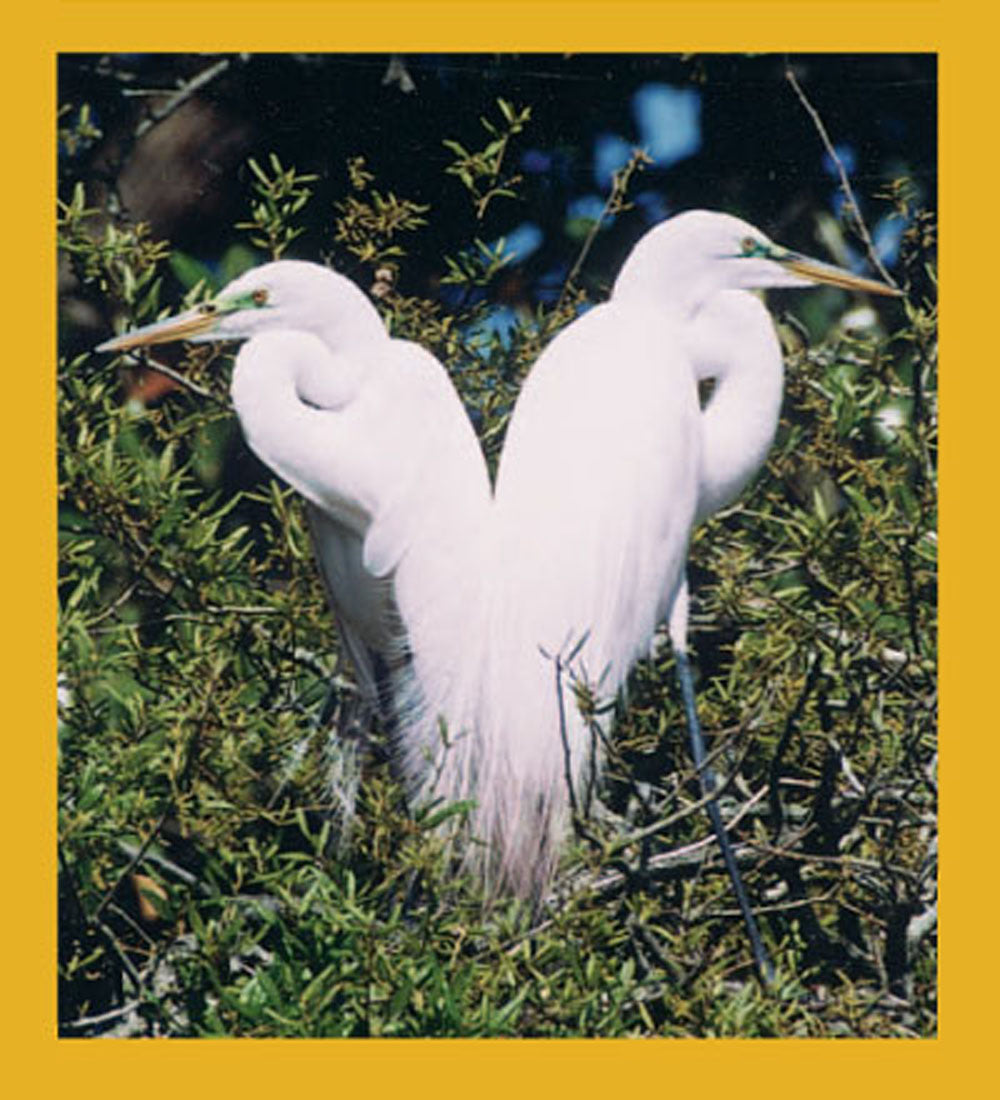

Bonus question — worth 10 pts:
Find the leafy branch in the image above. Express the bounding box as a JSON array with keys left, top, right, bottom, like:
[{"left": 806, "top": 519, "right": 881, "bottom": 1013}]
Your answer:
[
  {"left": 443, "top": 98, "right": 531, "bottom": 220},
  {"left": 236, "top": 154, "right": 319, "bottom": 260},
  {"left": 58, "top": 182, "right": 169, "bottom": 318},
  {"left": 333, "top": 155, "right": 430, "bottom": 271},
  {"left": 555, "top": 147, "right": 653, "bottom": 318}
]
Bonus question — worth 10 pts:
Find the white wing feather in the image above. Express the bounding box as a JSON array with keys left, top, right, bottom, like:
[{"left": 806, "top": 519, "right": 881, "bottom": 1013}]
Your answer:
[
  {"left": 473, "top": 301, "right": 702, "bottom": 891},
  {"left": 230, "top": 328, "right": 492, "bottom": 796}
]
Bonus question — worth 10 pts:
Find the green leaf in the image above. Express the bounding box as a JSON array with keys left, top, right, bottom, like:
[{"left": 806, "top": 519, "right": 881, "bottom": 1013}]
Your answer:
[{"left": 170, "top": 251, "right": 219, "bottom": 293}]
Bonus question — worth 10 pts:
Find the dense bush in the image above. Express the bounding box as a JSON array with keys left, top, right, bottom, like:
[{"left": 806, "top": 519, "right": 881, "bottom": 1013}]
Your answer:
[{"left": 57, "top": 55, "right": 936, "bottom": 1037}]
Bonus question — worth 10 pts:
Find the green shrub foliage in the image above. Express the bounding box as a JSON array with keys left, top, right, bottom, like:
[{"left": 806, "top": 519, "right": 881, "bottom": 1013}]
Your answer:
[{"left": 58, "top": 64, "right": 936, "bottom": 1037}]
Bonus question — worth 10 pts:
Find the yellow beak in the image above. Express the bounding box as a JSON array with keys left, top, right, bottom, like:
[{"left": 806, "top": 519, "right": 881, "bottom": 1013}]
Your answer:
[
  {"left": 96, "top": 307, "right": 221, "bottom": 353},
  {"left": 781, "top": 254, "right": 902, "bottom": 297}
]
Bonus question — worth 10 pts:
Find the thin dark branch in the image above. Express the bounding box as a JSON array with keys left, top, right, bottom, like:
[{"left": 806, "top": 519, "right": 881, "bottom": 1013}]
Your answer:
[
  {"left": 136, "top": 353, "right": 230, "bottom": 406},
  {"left": 784, "top": 59, "right": 898, "bottom": 289},
  {"left": 134, "top": 58, "right": 232, "bottom": 139},
  {"left": 556, "top": 147, "right": 652, "bottom": 314},
  {"left": 94, "top": 810, "right": 170, "bottom": 920},
  {"left": 768, "top": 653, "right": 823, "bottom": 835},
  {"left": 606, "top": 732, "right": 755, "bottom": 855},
  {"left": 552, "top": 651, "right": 580, "bottom": 818},
  {"left": 60, "top": 1000, "right": 142, "bottom": 1033}
]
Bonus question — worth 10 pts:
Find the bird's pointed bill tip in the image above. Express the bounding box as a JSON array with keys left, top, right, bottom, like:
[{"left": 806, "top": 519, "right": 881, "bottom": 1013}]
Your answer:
[
  {"left": 93, "top": 308, "right": 220, "bottom": 354},
  {"left": 783, "top": 255, "right": 902, "bottom": 298},
  {"left": 94, "top": 330, "right": 145, "bottom": 354}
]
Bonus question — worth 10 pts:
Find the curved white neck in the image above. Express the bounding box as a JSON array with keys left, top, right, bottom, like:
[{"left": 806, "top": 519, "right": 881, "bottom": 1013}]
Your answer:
[
  {"left": 230, "top": 327, "right": 493, "bottom": 730},
  {"left": 316, "top": 287, "right": 389, "bottom": 352},
  {"left": 684, "top": 291, "right": 785, "bottom": 523}
]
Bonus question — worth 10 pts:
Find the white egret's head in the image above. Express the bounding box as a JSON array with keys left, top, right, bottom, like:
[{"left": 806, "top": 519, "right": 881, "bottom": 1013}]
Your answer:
[
  {"left": 613, "top": 209, "right": 901, "bottom": 309},
  {"left": 96, "top": 260, "right": 387, "bottom": 354}
]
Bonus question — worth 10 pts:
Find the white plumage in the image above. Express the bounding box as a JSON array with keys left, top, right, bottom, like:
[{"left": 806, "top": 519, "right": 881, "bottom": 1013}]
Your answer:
[{"left": 98, "top": 211, "right": 899, "bottom": 916}]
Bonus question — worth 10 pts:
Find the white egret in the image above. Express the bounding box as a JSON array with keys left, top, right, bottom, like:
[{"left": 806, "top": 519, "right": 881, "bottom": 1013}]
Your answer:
[
  {"left": 97, "top": 212, "right": 900, "bottom": 979},
  {"left": 487, "top": 211, "right": 899, "bottom": 977},
  {"left": 97, "top": 261, "right": 494, "bottom": 777}
]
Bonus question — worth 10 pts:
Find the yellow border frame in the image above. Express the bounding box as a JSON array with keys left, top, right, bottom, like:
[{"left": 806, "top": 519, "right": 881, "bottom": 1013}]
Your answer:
[{"left": 14, "top": 1, "right": 984, "bottom": 1091}]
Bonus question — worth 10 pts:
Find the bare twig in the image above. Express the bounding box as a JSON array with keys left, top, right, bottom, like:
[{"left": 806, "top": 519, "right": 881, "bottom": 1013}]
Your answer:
[
  {"left": 784, "top": 59, "right": 898, "bottom": 288},
  {"left": 136, "top": 353, "right": 230, "bottom": 405},
  {"left": 552, "top": 651, "right": 580, "bottom": 818},
  {"left": 94, "top": 810, "right": 170, "bottom": 920},
  {"left": 768, "top": 653, "right": 823, "bottom": 835},
  {"left": 60, "top": 1001, "right": 142, "bottom": 1033},
  {"left": 607, "top": 735, "right": 756, "bottom": 855},
  {"left": 134, "top": 58, "right": 232, "bottom": 139},
  {"left": 586, "top": 788, "right": 769, "bottom": 897},
  {"left": 754, "top": 842, "right": 920, "bottom": 883},
  {"left": 556, "top": 147, "right": 652, "bottom": 315}
]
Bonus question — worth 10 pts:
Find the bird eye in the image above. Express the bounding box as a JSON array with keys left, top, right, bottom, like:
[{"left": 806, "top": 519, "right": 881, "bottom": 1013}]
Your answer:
[
  {"left": 252, "top": 289, "right": 269, "bottom": 307},
  {"left": 197, "top": 301, "right": 218, "bottom": 315},
  {"left": 740, "top": 236, "right": 759, "bottom": 256}
]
